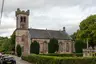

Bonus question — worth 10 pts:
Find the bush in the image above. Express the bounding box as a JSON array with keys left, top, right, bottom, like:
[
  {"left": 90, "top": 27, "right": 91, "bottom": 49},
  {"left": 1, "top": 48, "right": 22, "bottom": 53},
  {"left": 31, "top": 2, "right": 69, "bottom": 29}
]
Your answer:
[
  {"left": 30, "top": 41, "right": 40, "bottom": 54},
  {"left": 48, "top": 38, "right": 59, "bottom": 53},
  {"left": 22, "top": 54, "right": 96, "bottom": 64},
  {"left": 75, "top": 40, "right": 86, "bottom": 53},
  {"left": 40, "top": 53, "right": 73, "bottom": 57},
  {"left": 75, "top": 53, "right": 83, "bottom": 57},
  {"left": 40, "top": 53, "right": 83, "bottom": 57},
  {"left": 16, "top": 44, "right": 22, "bottom": 57}
]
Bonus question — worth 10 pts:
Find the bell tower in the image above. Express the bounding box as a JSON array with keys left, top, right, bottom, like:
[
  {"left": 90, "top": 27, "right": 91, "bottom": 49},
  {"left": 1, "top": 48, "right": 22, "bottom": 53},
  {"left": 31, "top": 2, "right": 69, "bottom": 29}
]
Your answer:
[
  {"left": 16, "top": 8, "right": 29, "bottom": 29},
  {"left": 15, "top": 8, "right": 30, "bottom": 56}
]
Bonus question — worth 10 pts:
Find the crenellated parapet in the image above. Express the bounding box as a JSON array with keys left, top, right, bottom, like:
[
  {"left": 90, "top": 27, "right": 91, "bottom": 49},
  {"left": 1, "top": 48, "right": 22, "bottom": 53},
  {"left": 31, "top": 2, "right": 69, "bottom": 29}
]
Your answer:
[{"left": 15, "top": 8, "right": 30, "bottom": 16}]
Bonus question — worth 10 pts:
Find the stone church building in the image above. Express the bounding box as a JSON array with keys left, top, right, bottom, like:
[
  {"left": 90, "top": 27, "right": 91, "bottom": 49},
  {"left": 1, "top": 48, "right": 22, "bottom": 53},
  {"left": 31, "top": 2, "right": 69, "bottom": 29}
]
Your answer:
[{"left": 15, "top": 8, "right": 74, "bottom": 56}]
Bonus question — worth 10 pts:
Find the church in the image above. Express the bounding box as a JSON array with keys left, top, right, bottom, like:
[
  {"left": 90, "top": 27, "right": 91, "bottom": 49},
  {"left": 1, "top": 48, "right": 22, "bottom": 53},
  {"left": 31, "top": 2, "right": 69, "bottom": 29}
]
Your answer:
[{"left": 15, "top": 8, "right": 74, "bottom": 56}]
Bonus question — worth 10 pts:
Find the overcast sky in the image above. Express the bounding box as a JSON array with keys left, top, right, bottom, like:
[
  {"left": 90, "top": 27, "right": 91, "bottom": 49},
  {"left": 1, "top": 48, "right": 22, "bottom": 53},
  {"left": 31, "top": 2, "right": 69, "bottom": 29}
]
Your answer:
[{"left": 0, "top": 0, "right": 96, "bottom": 37}]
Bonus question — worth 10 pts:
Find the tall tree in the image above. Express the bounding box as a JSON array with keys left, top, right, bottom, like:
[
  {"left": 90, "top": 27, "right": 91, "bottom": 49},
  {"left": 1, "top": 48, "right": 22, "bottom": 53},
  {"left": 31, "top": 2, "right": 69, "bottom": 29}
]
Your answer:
[
  {"left": 48, "top": 38, "right": 59, "bottom": 53},
  {"left": 10, "top": 31, "right": 16, "bottom": 51},
  {"left": 75, "top": 15, "right": 96, "bottom": 48},
  {"left": 16, "top": 44, "right": 22, "bottom": 57},
  {"left": 30, "top": 41, "right": 40, "bottom": 54},
  {"left": 75, "top": 40, "right": 86, "bottom": 53}
]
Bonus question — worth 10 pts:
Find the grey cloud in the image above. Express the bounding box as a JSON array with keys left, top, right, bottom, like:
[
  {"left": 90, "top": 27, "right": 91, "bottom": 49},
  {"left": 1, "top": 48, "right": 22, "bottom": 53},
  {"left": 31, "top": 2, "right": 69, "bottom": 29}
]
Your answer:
[
  {"left": 1, "top": 0, "right": 96, "bottom": 12},
  {"left": 0, "top": 25, "right": 15, "bottom": 29},
  {"left": 0, "top": 0, "right": 96, "bottom": 37}
]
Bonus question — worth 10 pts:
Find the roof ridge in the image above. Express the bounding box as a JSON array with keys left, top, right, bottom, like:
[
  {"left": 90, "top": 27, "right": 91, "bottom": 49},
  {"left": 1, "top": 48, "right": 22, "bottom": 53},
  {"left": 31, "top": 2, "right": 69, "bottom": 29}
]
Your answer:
[{"left": 29, "top": 28, "right": 60, "bottom": 31}]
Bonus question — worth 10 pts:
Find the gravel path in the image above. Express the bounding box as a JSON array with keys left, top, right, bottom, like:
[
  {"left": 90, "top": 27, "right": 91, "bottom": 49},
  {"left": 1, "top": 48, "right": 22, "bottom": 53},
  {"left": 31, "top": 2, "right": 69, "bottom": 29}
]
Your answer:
[{"left": 9, "top": 55, "right": 32, "bottom": 64}]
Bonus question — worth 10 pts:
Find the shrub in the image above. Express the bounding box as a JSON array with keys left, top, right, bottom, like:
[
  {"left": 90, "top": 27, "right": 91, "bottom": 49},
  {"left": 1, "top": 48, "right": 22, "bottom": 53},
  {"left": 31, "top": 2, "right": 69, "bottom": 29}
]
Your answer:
[
  {"left": 40, "top": 53, "right": 73, "bottom": 57},
  {"left": 48, "top": 38, "right": 59, "bottom": 53},
  {"left": 30, "top": 41, "right": 40, "bottom": 54},
  {"left": 16, "top": 44, "right": 22, "bottom": 57},
  {"left": 40, "top": 53, "right": 83, "bottom": 57},
  {"left": 22, "top": 54, "right": 96, "bottom": 64},
  {"left": 75, "top": 40, "right": 86, "bottom": 53}
]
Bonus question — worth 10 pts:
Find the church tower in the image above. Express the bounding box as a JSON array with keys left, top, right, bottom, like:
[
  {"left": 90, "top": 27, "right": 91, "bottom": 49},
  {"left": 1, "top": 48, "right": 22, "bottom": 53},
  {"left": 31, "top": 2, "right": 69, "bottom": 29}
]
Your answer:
[{"left": 15, "top": 8, "right": 30, "bottom": 56}]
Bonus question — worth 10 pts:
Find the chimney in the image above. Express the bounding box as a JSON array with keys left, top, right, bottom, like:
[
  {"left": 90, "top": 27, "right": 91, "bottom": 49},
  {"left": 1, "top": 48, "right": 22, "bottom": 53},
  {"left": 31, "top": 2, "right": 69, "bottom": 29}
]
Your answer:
[{"left": 63, "top": 27, "right": 65, "bottom": 31}]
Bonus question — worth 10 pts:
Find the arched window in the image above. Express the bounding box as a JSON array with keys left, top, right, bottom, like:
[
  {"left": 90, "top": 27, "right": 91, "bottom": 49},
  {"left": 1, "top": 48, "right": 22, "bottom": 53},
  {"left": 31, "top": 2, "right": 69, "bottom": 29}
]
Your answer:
[
  {"left": 59, "top": 42, "right": 63, "bottom": 52},
  {"left": 20, "top": 16, "right": 23, "bottom": 22},
  {"left": 23, "top": 17, "right": 26, "bottom": 23},
  {"left": 20, "top": 16, "right": 26, "bottom": 23},
  {"left": 66, "top": 43, "right": 69, "bottom": 52},
  {"left": 43, "top": 41, "right": 48, "bottom": 53}
]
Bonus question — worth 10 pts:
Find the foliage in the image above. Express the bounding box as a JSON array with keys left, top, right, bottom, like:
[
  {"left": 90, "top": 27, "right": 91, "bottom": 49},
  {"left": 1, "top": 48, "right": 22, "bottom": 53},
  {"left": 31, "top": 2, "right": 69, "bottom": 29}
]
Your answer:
[
  {"left": 72, "top": 15, "right": 96, "bottom": 48},
  {"left": 10, "top": 31, "right": 16, "bottom": 51},
  {"left": 16, "top": 44, "right": 22, "bottom": 57},
  {"left": 40, "top": 53, "right": 83, "bottom": 57},
  {"left": 0, "top": 31, "right": 16, "bottom": 54},
  {"left": 70, "top": 32, "right": 77, "bottom": 41},
  {"left": 48, "top": 38, "right": 59, "bottom": 53},
  {"left": 0, "top": 37, "right": 12, "bottom": 53},
  {"left": 22, "top": 54, "right": 96, "bottom": 64},
  {"left": 1, "top": 39, "right": 11, "bottom": 52},
  {"left": 30, "top": 41, "right": 40, "bottom": 54},
  {"left": 75, "top": 40, "right": 86, "bottom": 53}
]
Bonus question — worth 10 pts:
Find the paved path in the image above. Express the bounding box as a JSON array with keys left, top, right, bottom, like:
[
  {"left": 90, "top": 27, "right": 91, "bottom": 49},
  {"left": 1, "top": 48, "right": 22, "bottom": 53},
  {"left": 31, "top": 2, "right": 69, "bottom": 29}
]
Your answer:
[{"left": 9, "top": 55, "right": 32, "bottom": 64}]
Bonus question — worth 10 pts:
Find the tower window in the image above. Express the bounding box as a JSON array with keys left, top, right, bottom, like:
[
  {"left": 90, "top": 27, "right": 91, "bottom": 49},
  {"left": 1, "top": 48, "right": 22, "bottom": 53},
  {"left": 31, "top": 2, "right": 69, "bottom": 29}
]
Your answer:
[
  {"left": 20, "top": 16, "right": 26, "bottom": 23},
  {"left": 23, "top": 17, "right": 26, "bottom": 23},
  {"left": 20, "top": 16, "right": 23, "bottom": 22}
]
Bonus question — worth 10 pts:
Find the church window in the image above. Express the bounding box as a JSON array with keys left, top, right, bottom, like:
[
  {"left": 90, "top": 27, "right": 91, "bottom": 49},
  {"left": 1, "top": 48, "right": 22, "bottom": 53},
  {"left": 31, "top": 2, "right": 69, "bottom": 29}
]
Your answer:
[
  {"left": 20, "top": 16, "right": 26, "bottom": 23},
  {"left": 43, "top": 41, "right": 48, "bottom": 53},
  {"left": 59, "top": 42, "right": 63, "bottom": 52},
  {"left": 20, "top": 16, "right": 23, "bottom": 22},
  {"left": 66, "top": 43, "right": 69, "bottom": 52},
  {"left": 23, "top": 16, "right": 26, "bottom": 23}
]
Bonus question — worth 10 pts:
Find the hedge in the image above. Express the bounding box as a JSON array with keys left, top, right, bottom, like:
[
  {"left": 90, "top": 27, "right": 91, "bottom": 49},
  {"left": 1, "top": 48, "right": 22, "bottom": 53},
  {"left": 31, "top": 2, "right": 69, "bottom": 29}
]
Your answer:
[
  {"left": 22, "top": 54, "right": 96, "bottom": 64},
  {"left": 40, "top": 53, "right": 83, "bottom": 57}
]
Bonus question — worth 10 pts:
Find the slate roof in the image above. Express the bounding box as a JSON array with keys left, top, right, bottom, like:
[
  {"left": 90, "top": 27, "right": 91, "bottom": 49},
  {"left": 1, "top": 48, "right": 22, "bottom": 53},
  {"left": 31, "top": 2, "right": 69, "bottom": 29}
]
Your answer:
[{"left": 29, "top": 29, "right": 72, "bottom": 40}]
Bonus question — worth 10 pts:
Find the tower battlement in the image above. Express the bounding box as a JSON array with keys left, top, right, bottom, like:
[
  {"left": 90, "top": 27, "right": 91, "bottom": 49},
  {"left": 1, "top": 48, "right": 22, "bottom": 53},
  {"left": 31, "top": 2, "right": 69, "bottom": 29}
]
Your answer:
[{"left": 15, "top": 8, "right": 30, "bottom": 16}]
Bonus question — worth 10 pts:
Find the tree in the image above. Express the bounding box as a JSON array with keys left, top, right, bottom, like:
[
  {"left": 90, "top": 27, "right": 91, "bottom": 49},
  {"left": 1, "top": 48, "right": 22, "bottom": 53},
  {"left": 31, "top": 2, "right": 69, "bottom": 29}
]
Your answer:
[
  {"left": 0, "top": 37, "right": 12, "bottom": 53},
  {"left": 16, "top": 44, "right": 22, "bottom": 57},
  {"left": 48, "top": 38, "right": 59, "bottom": 53},
  {"left": 10, "top": 31, "right": 16, "bottom": 52},
  {"left": 70, "top": 32, "right": 77, "bottom": 41},
  {"left": 0, "top": 35, "right": 15, "bottom": 53},
  {"left": 30, "top": 41, "right": 40, "bottom": 54},
  {"left": 75, "top": 15, "right": 96, "bottom": 48},
  {"left": 1, "top": 39, "right": 11, "bottom": 53},
  {"left": 75, "top": 40, "right": 86, "bottom": 53}
]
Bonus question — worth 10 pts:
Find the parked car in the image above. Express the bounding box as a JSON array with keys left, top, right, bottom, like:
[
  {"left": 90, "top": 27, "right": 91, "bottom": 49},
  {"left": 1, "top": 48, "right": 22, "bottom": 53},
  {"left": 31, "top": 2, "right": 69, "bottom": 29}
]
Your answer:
[
  {"left": 0, "top": 53, "right": 2, "bottom": 57},
  {"left": 0, "top": 56, "right": 16, "bottom": 64}
]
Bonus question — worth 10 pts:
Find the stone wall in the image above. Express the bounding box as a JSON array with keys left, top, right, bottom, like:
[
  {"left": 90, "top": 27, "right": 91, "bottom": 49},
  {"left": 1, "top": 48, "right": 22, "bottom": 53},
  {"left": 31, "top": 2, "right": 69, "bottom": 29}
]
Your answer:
[
  {"left": 15, "top": 29, "right": 30, "bottom": 56},
  {"left": 31, "top": 39, "right": 73, "bottom": 54}
]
